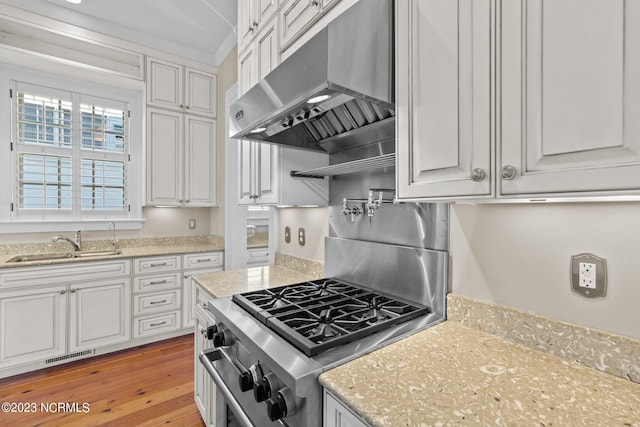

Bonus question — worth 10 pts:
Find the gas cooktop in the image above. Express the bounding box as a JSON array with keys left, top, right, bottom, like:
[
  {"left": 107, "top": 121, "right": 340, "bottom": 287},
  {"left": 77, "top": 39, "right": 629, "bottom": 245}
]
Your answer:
[{"left": 232, "top": 278, "right": 430, "bottom": 357}]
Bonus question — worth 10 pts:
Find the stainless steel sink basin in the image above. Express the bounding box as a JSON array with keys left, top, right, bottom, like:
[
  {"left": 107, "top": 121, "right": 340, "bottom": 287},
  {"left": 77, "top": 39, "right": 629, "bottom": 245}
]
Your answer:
[{"left": 6, "top": 250, "right": 122, "bottom": 263}]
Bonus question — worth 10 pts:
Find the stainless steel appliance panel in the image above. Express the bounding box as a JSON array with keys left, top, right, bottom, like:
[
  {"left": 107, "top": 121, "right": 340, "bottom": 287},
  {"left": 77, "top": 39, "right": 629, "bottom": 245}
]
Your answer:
[{"left": 324, "top": 237, "right": 448, "bottom": 318}]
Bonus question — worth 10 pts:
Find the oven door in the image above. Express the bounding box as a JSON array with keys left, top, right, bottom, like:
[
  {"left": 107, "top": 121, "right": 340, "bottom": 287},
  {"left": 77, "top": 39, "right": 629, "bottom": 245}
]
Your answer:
[{"left": 199, "top": 347, "right": 285, "bottom": 427}]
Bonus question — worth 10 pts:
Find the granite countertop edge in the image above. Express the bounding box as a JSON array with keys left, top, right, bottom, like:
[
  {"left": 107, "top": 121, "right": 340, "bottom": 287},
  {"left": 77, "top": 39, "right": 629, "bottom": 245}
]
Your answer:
[{"left": 0, "top": 242, "right": 225, "bottom": 269}]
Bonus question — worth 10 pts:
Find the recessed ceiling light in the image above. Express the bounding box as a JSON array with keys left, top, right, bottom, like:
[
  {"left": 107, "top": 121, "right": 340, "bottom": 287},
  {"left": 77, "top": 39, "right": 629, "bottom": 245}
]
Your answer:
[
  {"left": 250, "top": 127, "right": 266, "bottom": 133},
  {"left": 66, "top": 0, "right": 82, "bottom": 4},
  {"left": 307, "top": 94, "right": 331, "bottom": 104}
]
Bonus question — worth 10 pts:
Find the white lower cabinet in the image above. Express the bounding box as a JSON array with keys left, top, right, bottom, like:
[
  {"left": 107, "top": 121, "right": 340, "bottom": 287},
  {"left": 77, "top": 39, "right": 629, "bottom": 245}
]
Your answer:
[
  {"left": 324, "top": 390, "right": 369, "bottom": 427},
  {"left": 68, "top": 279, "right": 131, "bottom": 353},
  {"left": 0, "top": 285, "right": 67, "bottom": 368},
  {"left": 182, "top": 251, "right": 224, "bottom": 328},
  {"left": 0, "top": 260, "right": 132, "bottom": 376},
  {"left": 194, "top": 291, "right": 216, "bottom": 426},
  {"left": 132, "top": 255, "right": 183, "bottom": 338}
]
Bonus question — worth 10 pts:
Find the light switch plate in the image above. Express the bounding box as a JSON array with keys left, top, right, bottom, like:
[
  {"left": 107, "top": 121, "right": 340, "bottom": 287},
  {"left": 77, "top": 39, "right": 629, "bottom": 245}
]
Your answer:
[
  {"left": 571, "top": 253, "right": 607, "bottom": 298},
  {"left": 284, "top": 226, "right": 291, "bottom": 244}
]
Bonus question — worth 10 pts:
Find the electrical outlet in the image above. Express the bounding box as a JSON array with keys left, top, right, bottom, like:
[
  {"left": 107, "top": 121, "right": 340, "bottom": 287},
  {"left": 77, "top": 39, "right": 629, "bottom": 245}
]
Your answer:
[
  {"left": 298, "top": 227, "right": 306, "bottom": 246},
  {"left": 571, "top": 253, "right": 607, "bottom": 298},
  {"left": 188, "top": 218, "right": 196, "bottom": 229},
  {"left": 579, "top": 262, "right": 596, "bottom": 289}
]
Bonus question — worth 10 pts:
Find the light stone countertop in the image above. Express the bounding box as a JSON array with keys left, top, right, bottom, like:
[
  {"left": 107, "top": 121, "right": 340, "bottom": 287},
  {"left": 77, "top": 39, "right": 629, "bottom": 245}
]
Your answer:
[
  {"left": 0, "top": 242, "right": 224, "bottom": 269},
  {"left": 193, "top": 264, "right": 322, "bottom": 298},
  {"left": 319, "top": 321, "right": 640, "bottom": 426}
]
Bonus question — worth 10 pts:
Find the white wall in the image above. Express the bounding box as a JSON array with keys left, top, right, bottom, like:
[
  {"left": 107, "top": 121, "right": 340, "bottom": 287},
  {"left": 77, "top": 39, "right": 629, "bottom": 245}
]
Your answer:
[
  {"left": 277, "top": 207, "right": 329, "bottom": 262},
  {"left": 450, "top": 202, "right": 640, "bottom": 340},
  {"left": 0, "top": 207, "right": 211, "bottom": 244},
  {"left": 209, "top": 46, "right": 237, "bottom": 238}
]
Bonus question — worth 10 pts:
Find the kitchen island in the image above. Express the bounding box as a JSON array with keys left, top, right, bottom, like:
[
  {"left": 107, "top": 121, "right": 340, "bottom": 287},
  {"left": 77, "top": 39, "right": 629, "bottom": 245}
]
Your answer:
[{"left": 320, "top": 320, "right": 640, "bottom": 426}]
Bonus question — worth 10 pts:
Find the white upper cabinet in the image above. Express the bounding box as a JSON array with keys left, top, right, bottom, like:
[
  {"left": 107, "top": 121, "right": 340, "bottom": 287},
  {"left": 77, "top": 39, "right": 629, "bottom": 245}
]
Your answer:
[
  {"left": 147, "top": 109, "right": 217, "bottom": 206},
  {"left": 499, "top": 0, "right": 640, "bottom": 197},
  {"left": 280, "top": 0, "right": 323, "bottom": 49},
  {"left": 147, "top": 57, "right": 217, "bottom": 117},
  {"left": 239, "top": 0, "right": 278, "bottom": 53},
  {"left": 397, "top": 0, "right": 640, "bottom": 201},
  {"left": 238, "top": 142, "right": 329, "bottom": 206},
  {"left": 396, "top": 0, "right": 493, "bottom": 201},
  {"left": 238, "top": 16, "right": 279, "bottom": 96}
]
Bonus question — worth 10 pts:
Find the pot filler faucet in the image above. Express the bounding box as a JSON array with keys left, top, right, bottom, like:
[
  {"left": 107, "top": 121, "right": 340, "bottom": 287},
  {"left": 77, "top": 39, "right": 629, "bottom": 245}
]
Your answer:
[{"left": 51, "top": 231, "right": 82, "bottom": 251}]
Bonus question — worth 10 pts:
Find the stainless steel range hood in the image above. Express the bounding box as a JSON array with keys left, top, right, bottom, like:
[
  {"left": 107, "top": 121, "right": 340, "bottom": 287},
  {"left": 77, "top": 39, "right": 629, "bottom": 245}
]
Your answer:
[{"left": 229, "top": 0, "right": 393, "bottom": 154}]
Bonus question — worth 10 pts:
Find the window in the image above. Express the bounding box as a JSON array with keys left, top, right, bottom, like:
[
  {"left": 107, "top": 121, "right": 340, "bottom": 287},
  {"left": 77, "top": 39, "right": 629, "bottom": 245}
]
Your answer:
[{"left": 7, "top": 79, "right": 140, "bottom": 227}]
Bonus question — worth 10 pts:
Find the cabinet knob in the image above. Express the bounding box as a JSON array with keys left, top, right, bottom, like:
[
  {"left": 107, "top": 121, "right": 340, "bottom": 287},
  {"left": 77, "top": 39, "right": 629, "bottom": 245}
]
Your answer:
[
  {"left": 60, "top": 290, "right": 66, "bottom": 295},
  {"left": 252, "top": 20, "right": 258, "bottom": 29},
  {"left": 70, "top": 289, "right": 76, "bottom": 293},
  {"left": 471, "top": 168, "right": 486, "bottom": 182},
  {"left": 501, "top": 165, "right": 517, "bottom": 180},
  {"left": 248, "top": 26, "right": 254, "bottom": 33},
  {"left": 311, "top": 0, "right": 319, "bottom": 5}
]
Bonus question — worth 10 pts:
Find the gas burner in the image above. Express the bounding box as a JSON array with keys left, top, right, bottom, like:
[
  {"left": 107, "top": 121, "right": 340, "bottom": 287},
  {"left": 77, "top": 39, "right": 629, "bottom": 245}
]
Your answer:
[{"left": 232, "top": 278, "right": 431, "bottom": 356}]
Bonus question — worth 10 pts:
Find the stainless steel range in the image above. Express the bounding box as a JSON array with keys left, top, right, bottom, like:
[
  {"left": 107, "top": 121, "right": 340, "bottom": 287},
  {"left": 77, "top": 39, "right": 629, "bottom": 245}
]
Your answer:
[
  {"left": 201, "top": 0, "right": 449, "bottom": 425},
  {"left": 200, "top": 233, "right": 448, "bottom": 427}
]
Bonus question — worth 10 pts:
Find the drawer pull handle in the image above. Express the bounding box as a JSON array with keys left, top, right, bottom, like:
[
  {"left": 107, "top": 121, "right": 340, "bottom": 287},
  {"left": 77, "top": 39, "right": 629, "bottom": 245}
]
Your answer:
[
  {"left": 149, "top": 280, "right": 168, "bottom": 285},
  {"left": 196, "top": 259, "right": 212, "bottom": 263},
  {"left": 150, "top": 321, "right": 167, "bottom": 327},
  {"left": 149, "top": 300, "right": 167, "bottom": 305},
  {"left": 149, "top": 262, "right": 168, "bottom": 267}
]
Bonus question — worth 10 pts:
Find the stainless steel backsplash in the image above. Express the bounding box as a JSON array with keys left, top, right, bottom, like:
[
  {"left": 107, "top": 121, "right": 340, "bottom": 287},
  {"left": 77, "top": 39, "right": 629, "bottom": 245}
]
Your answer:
[{"left": 328, "top": 169, "right": 449, "bottom": 251}]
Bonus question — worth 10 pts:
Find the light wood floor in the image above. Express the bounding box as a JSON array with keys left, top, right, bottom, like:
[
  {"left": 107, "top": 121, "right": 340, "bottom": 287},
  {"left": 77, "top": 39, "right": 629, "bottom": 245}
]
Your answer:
[{"left": 0, "top": 334, "right": 205, "bottom": 427}]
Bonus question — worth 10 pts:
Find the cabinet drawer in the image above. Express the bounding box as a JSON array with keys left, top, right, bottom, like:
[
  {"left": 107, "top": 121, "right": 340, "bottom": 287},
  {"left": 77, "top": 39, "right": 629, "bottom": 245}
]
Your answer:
[
  {"left": 194, "top": 283, "right": 215, "bottom": 309},
  {"left": 133, "top": 256, "right": 181, "bottom": 274},
  {"left": 248, "top": 249, "right": 269, "bottom": 259},
  {"left": 183, "top": 252, "right": 223, "bottom": 270},
  {"left": 133, "top": 311, "right": 180, "bottom": 338},
  {"left": 0, "top": 260, "right": 130, "bottom": 288},
  {"left": 133, "top": 273, "right": 181, "bottom": 293},
  {"left": 133, "top": 290, "right": 181, "bottom": 316}
]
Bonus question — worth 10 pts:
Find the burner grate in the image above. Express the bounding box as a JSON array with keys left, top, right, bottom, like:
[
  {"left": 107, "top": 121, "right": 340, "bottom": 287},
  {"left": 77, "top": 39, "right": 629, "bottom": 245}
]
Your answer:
[{"left": 231, "top": 278, "right": 430, "bottom": 356}]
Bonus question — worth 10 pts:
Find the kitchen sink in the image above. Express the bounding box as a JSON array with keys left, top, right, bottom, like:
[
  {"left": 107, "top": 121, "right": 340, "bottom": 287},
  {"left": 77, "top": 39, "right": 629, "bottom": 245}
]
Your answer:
[{"left": 6, "top": 250, "right": 122, "bottom": 263}]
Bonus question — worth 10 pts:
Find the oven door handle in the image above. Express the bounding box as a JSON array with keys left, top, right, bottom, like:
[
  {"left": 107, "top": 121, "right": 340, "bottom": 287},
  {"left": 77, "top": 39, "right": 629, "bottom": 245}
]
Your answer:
[{"left": 200, "top": 348, "right": 255, "bottom": 427}]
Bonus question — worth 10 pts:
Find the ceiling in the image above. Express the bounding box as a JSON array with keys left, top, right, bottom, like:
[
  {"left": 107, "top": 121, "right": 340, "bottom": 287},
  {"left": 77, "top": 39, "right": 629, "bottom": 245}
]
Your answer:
[{"left": 0, "top": 0, "right": 237, "bottom": 67}]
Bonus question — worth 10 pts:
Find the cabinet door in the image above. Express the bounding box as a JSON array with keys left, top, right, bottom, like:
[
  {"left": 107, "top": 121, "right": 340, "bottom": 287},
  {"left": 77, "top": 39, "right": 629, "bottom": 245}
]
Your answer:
[
  {"left": 256, "top": 17, "right": 279, "bottom": 83},
  {"left": 238, "top": 139, "right": 254, "bottom": 204},
  {"left": 239, "top": 0, "right": 256, "bottom": 53},
  {"left": 500, "top": 0, "right": 640, "bottom": 197},
  {"left": 147, "top": 108, "right": 184, "bottom": 205},
  {"left": 194, "top": 304, "right": 216, "bottom": 425},
  {"left": 255, "top": 142, "right": 279, "bottom": 204},
  {"left": 68, "top": 279, "right": 131, "bottom": 352},
  {"left": 185, "top": 68, "right": 217, "bottom": 117},
  {"left": 183, "top": 268, "right": 222, "bottom": 328},
  {"left": 280, "top": 0, "right": 321, "bottom": 49},
  {"left": 185, "top": 116, "right": 217, "bottom": 206},
  {"left": 257, "top": 0, "right": 277, "bottom": 23},
  {"left": 396, "top": 0, "right": 493, "bottom": 200},
  {"left": 238, "top": 46, "right": 257, "bottom": 96},
  {"left": 0, "top": 286, "right": 67, "bottom": 367},
  {"left": 147, "top": 57, "right": 183, "bottom": 111},
  {"left": 324, "top": 390, "right": 369, "bottom": 427}
]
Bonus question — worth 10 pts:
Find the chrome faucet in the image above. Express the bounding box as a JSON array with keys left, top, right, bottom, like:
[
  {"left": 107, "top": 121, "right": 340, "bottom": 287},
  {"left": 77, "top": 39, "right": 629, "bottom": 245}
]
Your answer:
[
  {"left": 109, "top": 221, "right": 119, "bottom": 253},
  {"left": 51, "top": 231, "right": 82, "bottom": 251}
]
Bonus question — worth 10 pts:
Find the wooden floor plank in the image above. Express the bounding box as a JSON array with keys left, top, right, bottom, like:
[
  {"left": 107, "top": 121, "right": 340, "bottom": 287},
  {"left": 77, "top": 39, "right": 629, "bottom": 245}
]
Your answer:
[{"left": 0, "top": 335, "right": 205, "bottom": 427}]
